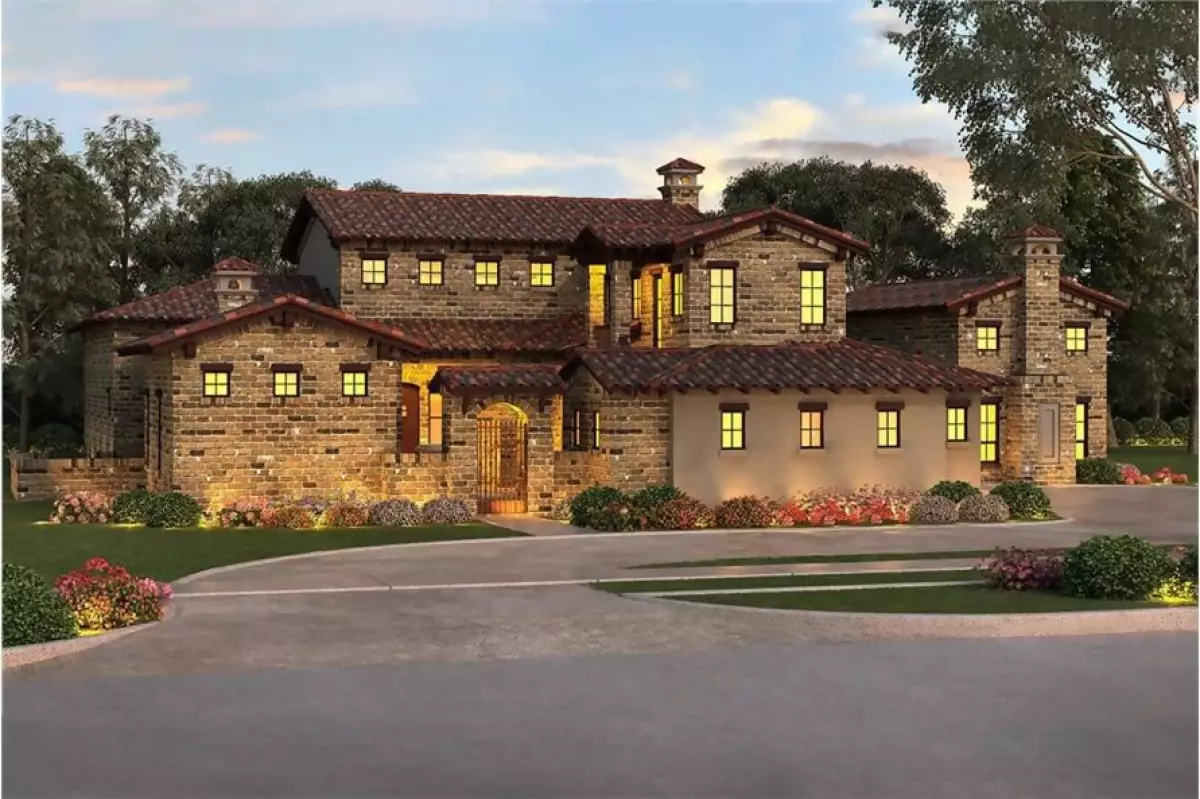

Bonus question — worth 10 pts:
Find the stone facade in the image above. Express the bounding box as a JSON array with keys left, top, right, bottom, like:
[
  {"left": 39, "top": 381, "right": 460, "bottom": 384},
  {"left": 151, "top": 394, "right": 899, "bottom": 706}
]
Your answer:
[
  {"left": 9, "top": 454, "right": 146, "bottom": 502},
  {"left": 82, "top": 324, "right": 160, "bottom": 458}
]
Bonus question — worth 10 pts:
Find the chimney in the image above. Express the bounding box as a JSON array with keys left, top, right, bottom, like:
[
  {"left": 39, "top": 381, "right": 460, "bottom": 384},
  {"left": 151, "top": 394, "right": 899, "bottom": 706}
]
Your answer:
[
  {"left": 212, "top": 257, "right": 260, "bottom": 313},
  {"left": 1005, "top": 225, "right": 1064, "bottom": 375},
  {"left": 656, "top": 157, "right": 704, "bottom": 209}
]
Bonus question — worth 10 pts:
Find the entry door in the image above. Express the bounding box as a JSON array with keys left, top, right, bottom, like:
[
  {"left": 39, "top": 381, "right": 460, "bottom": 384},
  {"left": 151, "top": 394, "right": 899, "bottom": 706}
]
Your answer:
[
  {"left": 400, "top": 384, "right": 421, "bottom": 453},
  {"left": 652, "top": 274, "right": 664, "bottom": 348}
]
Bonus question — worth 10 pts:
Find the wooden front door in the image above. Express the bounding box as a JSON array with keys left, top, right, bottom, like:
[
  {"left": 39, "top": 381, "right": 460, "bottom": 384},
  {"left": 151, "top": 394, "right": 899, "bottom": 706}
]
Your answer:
[
  {"left": 476, "top": 414, "right": 529, "bottom": 514},
  {"left": 400, "top": 384, "right": 420, "bottom": 454}
]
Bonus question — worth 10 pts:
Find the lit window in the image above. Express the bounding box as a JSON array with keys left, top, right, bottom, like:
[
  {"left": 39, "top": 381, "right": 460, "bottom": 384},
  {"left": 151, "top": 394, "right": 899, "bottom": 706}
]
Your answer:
[
  {"left": 876, "top": 410, "right": 900, "bottom": 448},
  {"left": 632, "top": 275, "right": 642, "bottom": 317},
  {"left": 800, "top": 267, "right": 825, "bottom": 325},
  {"left": 976, "top": 323, "right": 999, "bottom": 352},
  {"left": 589, "top": 265, "right": 608, "bottom": 327},
  {"left": 530, "top": 261, "right": 554, "bottom": 287},
  {"left": 572, "top": 410, "right": 582, "bottom": 448},
  {"left": 947, "top": 406, "right": 967, "bottom": 442},
  {"left": 799, "top": 409, "right": 824, "bottom": 449},
  {"left": 273, "top": 370, "right": 300, "bottom": 398},
  {"left": 429, "top": 391, "right": 444, "bottom": 447},
  {"left": 1066, "top": 325, "right": 1087, "bottom": 352},
  {"left": 709, "top": 267, "right": 735, "bottom": 324},
  {"left": 980, "top": 402, "right": 999, "bottom": 463},
  {"left": 672, "top": 271, "right": 685, "bottom": 316},
  {"left": 720, "top": 409, "right": 745, "bottom": 450},
  {"left": 592, "top": 411, "right": 601, "bottom": 450},
  {"left": 202, "top": 370, "right": 229, "bottom": 397},
  {"left": 342, "top": 370, "right": 368, "bottom": 397},
  {"left": 474, "top": 260, "right": 499, "bottom": 287},
  {"left": 418, "top": 259, "right": 443, "bottom": 285},
  {"left": 1075, "top": 402, "right": 1088, "bottom": 460},
  {"left": 362, "top": 256, "right": 387, "bottom": 285}
]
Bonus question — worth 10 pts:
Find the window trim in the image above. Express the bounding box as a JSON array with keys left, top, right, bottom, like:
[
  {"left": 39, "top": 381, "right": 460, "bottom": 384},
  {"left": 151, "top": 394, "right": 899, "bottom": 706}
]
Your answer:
[
  {"left": 980, "top": 397, "right": 1000, "bottom": 464},
  {"left": 719, "top": 401, "right": 748, "bottom": 451},
  {"left": 1065, "top": 322, "right": 1089, "bottom": 353},
  {"left": 529, "top": 260, "right": 555, "bottom": 288},
  {"left": 797, "top": 401, "right": 827, "bottom": 450},
  {"left": 340, "top": 363, "right": 370, "bottom": 397},
  {"left": 473, "top": 258, "right": 501, "bottom": 287},
  {"left": 417, "top": 255, "right": 444, "bottom": 286},
  {"left": 946, "top": 407, "right": 968, "bottom": 443},
  {"left": 671, "top": 268, "right": 685, "bottom": 317},
  {"left": 708, "top": 263, "right": 737, "bottom": 326},
  {"left": 875, "top": 401, "right": 904, "bottom": 449},
  {"left": 975, "top": 321, "right": 1001, "bottom": 352},
  {"left": 1075, "top": 396, "right": 1090, "bottom": 460},
  {"left": 360, "top": 253, "right": 389, "bottom": 286},
  {"left": 798, "top": 262, "right": 828, "bottom": 327},
  {"left": 200, "top": 363, "right": 233, "bottom": 398}
]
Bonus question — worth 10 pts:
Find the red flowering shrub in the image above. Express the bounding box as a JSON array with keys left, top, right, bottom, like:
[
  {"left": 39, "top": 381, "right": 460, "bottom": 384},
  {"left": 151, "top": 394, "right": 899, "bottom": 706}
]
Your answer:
[
  {"left": 713, "top": 495, "right": 775, "bottom": 528},
  {"left": 1119, "top": 464, "right": 1146, "bottom": 485},
  {"left": 263, "top": 505, "right": 317, "bottom": 529},
  {"left": 322, "top": 501, "right": 370, "bottom": 528},
  {"left": 216, "top": 497, "right": 272, "bottom": 528},
  {"left": 49, "top": 492, "right": 113, "bottom": 525},
  {"left": 975, "top": 548, "right": 1065, "bottom": 591},
  {"left": 779, "top": 486, "right": 922, "bottom": 527},
  {"left": 650, "top": 496, "right": 715, "bottom": 530},
  {"left": 54, "top": 558, "right": 168, "bottom": 632},
  {"left": 1150, "top": 467, "right": 1190, "bottom": 485}
]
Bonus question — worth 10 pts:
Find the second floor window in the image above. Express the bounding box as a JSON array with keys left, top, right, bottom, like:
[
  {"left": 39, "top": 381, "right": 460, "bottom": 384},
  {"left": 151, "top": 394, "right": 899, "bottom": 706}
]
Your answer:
[
  {"left": 362, "top": 256, "right": 387, "bottom": 285},
  {"left": 342, "top": 368, "right": 368, "bottom": 397},
  {"left": 1065, "top": 324, "right": 1087, "bottom": 352},
  {"left": 976, "top": 323, "right": 999, "bottom": 352},
  {"left": 419, "top": 259, "right": 443, "bottom": 285},
  {"left": 202, "top": 369, "right": 230, "bottom": 397},
  {"left": 800, "top": 267, "right": 825, "bottom": 325},
  {"left": 589, "top": 265, "right": 608, "bottom": 327},
  {"left": 530, "top": 261, "right": 554, "bottom": 287},
  {"left": 592, "top": 411, "right": 602, "bottom": 450},
  {"left": 474, "top": 260, "right": 500, "bottom": 286},
  {"left": 672, "top": 271, "right": 685, "bottom": 316},
  {"left": 632, "top": 275, "right": 642, "bottom": 317},
  {"left": 273, "top": 368, "right": 300, "bottom": 398},
  {"left": 710, "top": 267, "right": 735, "bottom": 325}
]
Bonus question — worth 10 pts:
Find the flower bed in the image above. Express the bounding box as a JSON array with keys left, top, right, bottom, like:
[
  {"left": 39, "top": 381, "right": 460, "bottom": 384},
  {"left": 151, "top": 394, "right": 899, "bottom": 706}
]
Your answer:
[
  {"left": 54, "top": 557, "right": 172, "bottom": 633},
  {"left": 1118, "top": 464, "right": 1190, "bottom": 485}
]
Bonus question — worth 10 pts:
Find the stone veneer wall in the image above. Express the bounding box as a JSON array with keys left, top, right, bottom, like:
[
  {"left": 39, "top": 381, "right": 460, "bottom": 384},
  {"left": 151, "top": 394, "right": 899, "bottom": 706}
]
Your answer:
[
  {"left": 82, "top": 324, "right": 164, "bottom": 457},
  {"left": 10, "top": 454, "right": 146, "bottom": 501},
  {"left": 845, "top": 308, "right": 959, "bottom": 363}
]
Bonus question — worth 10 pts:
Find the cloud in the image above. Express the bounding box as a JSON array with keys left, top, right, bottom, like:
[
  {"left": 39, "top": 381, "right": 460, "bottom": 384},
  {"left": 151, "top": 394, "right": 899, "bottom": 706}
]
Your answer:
[
  {"left": 661, "top": 69, "right": 695, "bottom": 93},
  {"left": 282, "top": 77, "right": 419, "bottom": 111},
  {"left": 55, "top": 77, "right": 191, "bottom": 98},
  {"left": 843, "top": 93, "right": 866, "bottom": 107},
  {"left": 199, "top": 129, "right": 260, "bottom": 144},
  {"left": 845, "top": 101, "right": 956, "bottom": 127},
  {"left": 131, "top": 100, "right": 208, "bottom": 119}
]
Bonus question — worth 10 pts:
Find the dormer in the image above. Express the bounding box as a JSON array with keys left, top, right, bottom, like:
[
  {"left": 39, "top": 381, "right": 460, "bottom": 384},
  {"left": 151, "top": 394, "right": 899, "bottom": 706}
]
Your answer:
[
  {"left": 657, "top": 157, "right": 705, "bottom": 209},
  {"left": 212, "top": 257, "right": 260, "bottom": 313}
]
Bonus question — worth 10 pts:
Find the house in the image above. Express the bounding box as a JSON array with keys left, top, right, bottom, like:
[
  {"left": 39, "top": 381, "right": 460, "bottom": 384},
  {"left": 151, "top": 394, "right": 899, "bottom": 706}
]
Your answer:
[{"left": 42, "top": 160, "right": 1126, "bottom": 512}]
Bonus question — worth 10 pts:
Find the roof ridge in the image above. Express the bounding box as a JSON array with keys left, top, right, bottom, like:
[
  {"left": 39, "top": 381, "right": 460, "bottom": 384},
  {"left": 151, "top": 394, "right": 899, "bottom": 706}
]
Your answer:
[{"left": 307, "top": 187, "right": 701, "bottom": 207}]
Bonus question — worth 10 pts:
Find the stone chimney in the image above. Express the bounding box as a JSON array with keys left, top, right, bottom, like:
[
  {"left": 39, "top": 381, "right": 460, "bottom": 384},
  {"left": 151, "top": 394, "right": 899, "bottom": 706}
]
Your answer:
[
  {"left": 212, "top": 257, "right": 260, "bottom": 313},
  {"left": 656, "top": 157, "right": 704, "bottom": 209},
  {"left": 1005, "top": 225, "right": 1063, "bottom": 375}
]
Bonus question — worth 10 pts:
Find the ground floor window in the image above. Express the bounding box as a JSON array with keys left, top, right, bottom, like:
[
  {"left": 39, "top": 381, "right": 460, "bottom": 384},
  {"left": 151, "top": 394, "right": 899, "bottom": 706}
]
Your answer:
[
  {"left": 1075, "top": 401, "right": 1088, "bottom": 460},
  {"left": 876, "top": 409, "right": 900, "bottom": 448},
  {"left": 798, "top": 404, "right": 825, "bottom": 449},
  {"left": 720, "top": 404, "right": 746, "bottom": 450},
  {"left": 980, "top": 402, "right": 999, "bottom": 463},
  {"left": 428, "top": 391, "right": 444, "bottom": 447},
  {"left": 946, "top": 406, "right": 967, "bottom": 442}
]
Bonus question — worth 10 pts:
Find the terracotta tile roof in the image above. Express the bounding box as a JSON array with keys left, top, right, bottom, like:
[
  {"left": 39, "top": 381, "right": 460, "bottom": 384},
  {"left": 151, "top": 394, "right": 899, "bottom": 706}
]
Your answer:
[
  {"left": 281, "top": 189, "right": 706, "bottom": 260},
  {"left": 212, "top": 257, "right": 260, "bottom": 273},
  {"left": 1008, "top": 224, "right": 1062, "bottom": 239},
  {"left": 79, "top": 273, "right": 328, "bottom": 329},
  {"left": 585, "top": 222, "right": 675, "bottom": 249},
  {"left": 567, "top": 339, "right": 1010, "bottom": 394},
  {"left": 847, "top": 274, "right": 1129, "bottom": 314},
  {"left": 657, "top": 157, "right": 706, "bottom": 174},
  {"left": 383, "top": 314, "right": 587, "bottom": 355},
  {"left": 116, "top": 294, "right": 424, "bottom": 356},
  {"left": 429, "top": 364, "right": 565, "bottom": 396}
]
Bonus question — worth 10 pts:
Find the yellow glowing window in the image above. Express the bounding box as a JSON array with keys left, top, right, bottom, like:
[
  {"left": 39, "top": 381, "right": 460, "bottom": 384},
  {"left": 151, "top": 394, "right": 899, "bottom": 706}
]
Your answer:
[
  {"left": 799, "top": 410, "right": 824, "bottom": 449},
  {"left": 946, "top": 407, "right": 967, "bottom": 442},
  {"left": 800, "top": 268, "right": 825, "bottom": 325},
  {"left": 592, "top": 411, "right": 601, "bottom": 450},
  {"left": 428, "top": 391, "right": 444, "bottom": 447},
  {"left": 530, "top": 261, "right": 554, "bottom": 287},
  {"left": 632, "top": 275, "right": 642, "bottom": 317},
  {"left": 589, "top": 265, "right": 608, "bottom": 327},
  {"left": 976, "top": 324, "right": 999, "bottom": 352},
  {"left": 709, "top": 267, "right": 735, "bottom": 324},
  {"left": 361, "top": 257, "right": 387, "bottom": 285},
  {"left": 202, "top": 370, "right": 229, "bottom": 397},
  {"left": 272, "top": 371, "right": 300, "bottom": 398},
  {"left": 672, "top": 271, "right": 685, "bottom": 316},
  {"left": 572, "top": 410, "right": 582, "bottom": 448},
  {"left": 418, "top": 259, "right": 443, "bottom": 285},
  {"left": 720, "top": 409, "right": 745, "bottom": 450},
  {"left": 980, "top": 402, "right": 998, "bottom": 463},
  {"left": 342, "top": 371, "right": 368, "bottom": 397},
  {"left": 876, "top": 410, "right": 900, "bottom": 448},
  {"left": 1075, "top": 402, "right": 1088, "bottom": 460},
  {"left": 474, "top": 260, "right": 499, "bottom": 286},
  {"left": 1066, "top": 325, "right": 1087, "bottom": 352}
]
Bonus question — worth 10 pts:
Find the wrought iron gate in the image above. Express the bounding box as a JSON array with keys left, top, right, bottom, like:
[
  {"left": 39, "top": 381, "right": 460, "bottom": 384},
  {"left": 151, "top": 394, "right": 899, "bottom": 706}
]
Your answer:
[{"left": 476, "top": 416, "right": 529, "bottom": 514}]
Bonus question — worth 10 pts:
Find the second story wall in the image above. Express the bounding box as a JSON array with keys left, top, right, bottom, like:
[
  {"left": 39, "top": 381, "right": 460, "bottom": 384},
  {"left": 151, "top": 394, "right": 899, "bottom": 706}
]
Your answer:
[
  {"left": 845, "top": 309, "right": 959, "bottom": 363},
  {"left": 956, "top": 288, "right": 1022, "bottom": 377}
]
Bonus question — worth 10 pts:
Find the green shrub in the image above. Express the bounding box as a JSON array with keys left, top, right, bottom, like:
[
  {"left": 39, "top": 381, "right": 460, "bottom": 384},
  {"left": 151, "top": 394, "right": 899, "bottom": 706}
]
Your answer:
[
  {"left": 926, "top": 480, "right": 980, "bottom": 503},
  {"left": 588, "top": 500, "right": 642, "bottom": 532},
  {"left": 713, "top": 495, "right": 775, "bottom": 528},
  {"left": 909, "top": 494, "right": 958, "bottom": 524},
  {"left": 1062, "top": 535, "right": 1175, "bottom": 600},
  {"left": 629, "top": 484, "right": 683, "bottom": 517},
  {"left": 112, "top": 489, "right": 155, "bottom": 524},
  {"left": 1075, "top": 458, "right": 1123, "bottom": 485},
  {"left": 649, "top": 496, "right": 714, "bottom": 530},
  {"left": 569, "top": 486, "right": 626, "bottom": 528},
  {"left": 957, "top": 493, "right": 1011, "bottom": 523},
  {"left": 990, "top": 481, "right": 1053, "bottom": 520},
  {"left": 1177, "top": 545, "right": 1198, "bottom": 583},
  {"left": 142, "top": 492, "right": 203, "bottom": 528},
  {"left": 1112, "top": 417, "right": 1136, "bottom": 446},
  {"left": 28, "top": 423, "right": 81, "bottom": 457},
  {"left": 1134, "top": 416, "right": 1175, "bottom": 445},
  {"left": 1170, "top": 417, "right": 1191, "bottom": 440},
  {"left": 2, "top": 563, "right": 77, "bottom": 647}
]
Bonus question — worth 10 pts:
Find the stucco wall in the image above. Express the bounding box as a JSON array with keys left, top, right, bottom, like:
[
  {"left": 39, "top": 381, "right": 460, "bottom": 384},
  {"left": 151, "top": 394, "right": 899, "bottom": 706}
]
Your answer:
[{"left": 671, "top": 389, "right": 981, "bottom": 505}]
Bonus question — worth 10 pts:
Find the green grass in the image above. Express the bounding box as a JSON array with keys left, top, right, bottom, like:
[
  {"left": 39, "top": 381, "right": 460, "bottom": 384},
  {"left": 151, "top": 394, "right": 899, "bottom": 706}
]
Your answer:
[
  {"left": 2, "top": 501, "right": 522, "bottom": 583},
  {"left": 1109, "top": 446, "right": 1198, "bottom": 481},
  {"left": 594, "top": 569, "right": 978, "bottom": 594},
  {"left": 670, "top": 584, "right": 1173, "bottom": 613}
]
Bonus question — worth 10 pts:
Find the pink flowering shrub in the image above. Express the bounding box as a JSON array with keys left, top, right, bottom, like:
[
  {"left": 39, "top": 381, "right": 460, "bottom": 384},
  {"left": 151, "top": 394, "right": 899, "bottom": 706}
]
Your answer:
[
  {"left": 216, "top": 497, "right": 273, "bottom": 528},
  {"left": 1119, "top": 464, "right": 1148, "bottom": 485},
  {"left": 55, "top": 558, "right": 167, "bottom": 632},
  {"left": 322, "top": 501, "right": 370, "bottom": 528},
  {"left": 976, "top": 547, "right": 1065, "bottom": 591},
  {"left": 777, "top": 486, "right": 922, "bottom": 527},
  {"left": 263, "top": 505, "right": 317, "bottom": 529},
  {"left": 713, "top": 495, "right": 775, "bottom": 528},
  {"left": 650, "top": 496, "right": 714, "bottom": 530},
  {"left": 49, "top": 492, "right": 113, "bottom": 525}
]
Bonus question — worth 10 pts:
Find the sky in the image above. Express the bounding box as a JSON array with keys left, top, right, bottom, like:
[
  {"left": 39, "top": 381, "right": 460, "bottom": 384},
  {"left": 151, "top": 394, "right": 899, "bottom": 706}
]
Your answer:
[{"left": 1, "top": 0, "right": 976, "bottom": 217}]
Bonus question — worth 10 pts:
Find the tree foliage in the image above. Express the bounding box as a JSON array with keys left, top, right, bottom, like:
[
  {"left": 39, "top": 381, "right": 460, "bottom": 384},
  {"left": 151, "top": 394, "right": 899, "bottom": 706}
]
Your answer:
[{"left": 350, "top": 178, "right": 402, "bottom": 192}]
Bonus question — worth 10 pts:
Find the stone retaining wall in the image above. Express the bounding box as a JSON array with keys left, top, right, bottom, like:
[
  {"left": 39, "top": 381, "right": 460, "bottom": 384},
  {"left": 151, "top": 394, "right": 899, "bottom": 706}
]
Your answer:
[{"left": 9, "top": 454, "right": 147, "bottom": 502}]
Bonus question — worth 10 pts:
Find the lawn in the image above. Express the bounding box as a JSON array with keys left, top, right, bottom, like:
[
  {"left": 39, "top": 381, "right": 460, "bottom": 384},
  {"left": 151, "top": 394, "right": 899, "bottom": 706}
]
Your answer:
[
  {"left": 1109, "top": 446, "right": 1198, "bottom": 481},
  {"left": 594, "top": 569, "right": 978, "bottom": 594},
  {"left": 669, "top": 584, "right": 1171, "bottom": 613},
  {"left": 2, "top": 501, "right": 522, "bottom": 583}
]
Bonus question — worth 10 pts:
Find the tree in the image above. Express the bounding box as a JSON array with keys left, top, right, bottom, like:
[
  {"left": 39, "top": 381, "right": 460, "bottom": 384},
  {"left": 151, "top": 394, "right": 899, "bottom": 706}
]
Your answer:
[
  {"left": 83, "top": 116, "right": 183, "bottom": 303},
  {"left": 879, "top": 0, "right": 1198, "bottom": 226},
  {"left": 721, "top": 158, "right": 952, "bottom": 286},
  {"left": 3, "top": 116, "right": 113, "bottom": 450},
  {"left": 351, "top": 178, "right": 402, "bottom": 192}
]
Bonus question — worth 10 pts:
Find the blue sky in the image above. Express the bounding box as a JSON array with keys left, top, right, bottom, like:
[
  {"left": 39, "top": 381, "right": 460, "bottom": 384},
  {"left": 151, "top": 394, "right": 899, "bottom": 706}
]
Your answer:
[{"left": 2, "top": 0, "right": 973, "bottom": 215}]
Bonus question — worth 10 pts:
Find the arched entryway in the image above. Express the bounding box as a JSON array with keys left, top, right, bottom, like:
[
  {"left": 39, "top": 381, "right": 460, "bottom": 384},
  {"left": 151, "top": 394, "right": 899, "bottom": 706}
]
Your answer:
[{"left": 476, "top": 403, "right": 529, "bottom": 514}]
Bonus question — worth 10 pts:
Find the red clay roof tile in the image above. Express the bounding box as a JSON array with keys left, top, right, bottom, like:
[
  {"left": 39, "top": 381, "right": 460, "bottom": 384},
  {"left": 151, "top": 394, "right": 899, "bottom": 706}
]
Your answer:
[
  {"left": 847, "top": 274, "right": 1129, "bottom": 314},
  {"left": 656, "top": 157, "right": 706, "bottom": 174},
  {"left": 1007, "top": 224, "right": 1063, "bottom": 239},
  {"left": 429, "top": 364, "right": 565, "bottom": 396},
  {"left": 212, "top": 257, "right": 260, "bottom": 273},
  {"left": 383, "top": 314, "right": 587, "bottom": 355}
]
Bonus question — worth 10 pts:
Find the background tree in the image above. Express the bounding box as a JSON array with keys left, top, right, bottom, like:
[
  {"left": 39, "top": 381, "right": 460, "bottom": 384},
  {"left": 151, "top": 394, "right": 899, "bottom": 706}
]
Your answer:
[
  {"left": 350, "top": 178, "right": 402, "bottom": 192},
  {"left": 83, "top": 115, "right": 183, "bottom": 303},
  {"left": 721, "top": 158, "right": 951, "bottom": 286}
]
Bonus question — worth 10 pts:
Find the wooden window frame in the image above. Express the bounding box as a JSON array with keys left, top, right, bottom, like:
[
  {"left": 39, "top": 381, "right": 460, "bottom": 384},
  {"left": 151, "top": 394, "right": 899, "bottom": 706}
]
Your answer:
[
  {"left": 1065, "top": 323, "right": 1089, "bottom": 353},
  {"left": 592, "top": 410, "right": 602, "bottom": 450},
  {"left": 799, "top": 263, "right": 827, "bottom": 326},
  {"left": 340, "top": 363, "right": 370, "bottom": 397},
  {"left": 418, "top": 256, "right": 444, "bottom": 286},
  {"left": 709, "top": 264, "right": 736, "bottom": 326},
  {"left": 361, "top": 254, "right": 388, "bottom": 286},
  {"left": 671, "top": 270, "right": 685, "bottom": 317},
  {"left": 719, "top": 402, "right": 747, "bottom": 451},
  {"left": 980, "top": 398, "right": 1000, "bottom": 464},
  {"left": 946, "top": 407, "right": 968, "bottom": 443},
  {"left": 631, "top": 273, "right": 642, "bottom": 318},
  {"left": 271, "top": 364, "right": 302, "bottom": 398},
  {"left": 474, "top": 259, "right": 500, "bottom": 287},
  {"left": 975, "top": 321, "right": 1000, "bottom": 352},
  {"left": 530, "top": 260, "right": 555, "bottom": 288},
  {"left": 428, "top": 391, "right": 445, "bottom": 448},
  {"left": 875, "top": 401, "right": 903, "bottom": 449},
  {"left": 200, "top": 363, "right": 232, "bottom": 398}
]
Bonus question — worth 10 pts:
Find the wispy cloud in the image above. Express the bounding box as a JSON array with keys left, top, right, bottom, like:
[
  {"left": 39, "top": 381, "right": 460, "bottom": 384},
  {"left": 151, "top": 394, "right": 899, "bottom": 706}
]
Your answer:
[
  {"left": 199, "top": 128, "right": 260, "bottom": 144},
  {"left": 131, "top": 100, "right": 208, "bottom": 119},
  {"left": 282, "top": 77, "right": 419, "bottom": 112},
  {"left": 56, "top": 77, "right": 191, "bottom": 99}
]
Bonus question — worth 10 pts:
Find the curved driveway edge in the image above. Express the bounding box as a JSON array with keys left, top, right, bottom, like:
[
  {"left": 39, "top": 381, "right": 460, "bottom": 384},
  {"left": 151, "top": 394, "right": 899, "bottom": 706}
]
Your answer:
[{"left": 2, "top": 602, "right": 176, "bottom": 671}]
